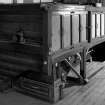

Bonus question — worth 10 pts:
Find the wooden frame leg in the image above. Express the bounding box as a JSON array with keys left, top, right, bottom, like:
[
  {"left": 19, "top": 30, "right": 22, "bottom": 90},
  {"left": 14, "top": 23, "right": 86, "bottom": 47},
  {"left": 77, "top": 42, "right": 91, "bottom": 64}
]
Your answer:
[
  {"left": 51, "top": 63, "right": 63, "bottom": 102},
  {"left": 80, "top": 48, "right": 89, "bottom": 84}
]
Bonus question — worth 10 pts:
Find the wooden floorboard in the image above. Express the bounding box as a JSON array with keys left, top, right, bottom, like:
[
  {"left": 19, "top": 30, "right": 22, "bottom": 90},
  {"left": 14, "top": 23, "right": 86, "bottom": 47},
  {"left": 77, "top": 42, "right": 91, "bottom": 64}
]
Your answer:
[{"left": 0, "top": 61, "right": 105, "bottom": 105}]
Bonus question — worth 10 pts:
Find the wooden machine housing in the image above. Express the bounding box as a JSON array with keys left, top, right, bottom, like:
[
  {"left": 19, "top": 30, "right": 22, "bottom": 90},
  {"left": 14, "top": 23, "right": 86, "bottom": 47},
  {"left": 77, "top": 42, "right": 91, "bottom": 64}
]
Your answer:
[{"left": 0, "top": 3, "right": 105, "bottom": 103}]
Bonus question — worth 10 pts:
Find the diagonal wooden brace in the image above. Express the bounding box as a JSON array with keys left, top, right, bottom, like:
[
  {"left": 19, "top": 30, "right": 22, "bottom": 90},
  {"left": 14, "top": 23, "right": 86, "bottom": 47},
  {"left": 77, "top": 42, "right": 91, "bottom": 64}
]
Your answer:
[
  {"left": 65, "top": 59, "right": 84, "bottom": 83},
  {"left": 65, "top": 52, "right": 89, "bottom": 84}
]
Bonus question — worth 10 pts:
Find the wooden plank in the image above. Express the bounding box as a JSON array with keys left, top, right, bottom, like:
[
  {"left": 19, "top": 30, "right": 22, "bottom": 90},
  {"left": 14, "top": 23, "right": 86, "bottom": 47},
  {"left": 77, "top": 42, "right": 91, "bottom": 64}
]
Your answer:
[
  {"left": 0, "top": 22, "right": 42, "bottom": 34},
  {"left": 0, "top": 4, "right": 43, "bottom": 15},
  {"left": 96, "top": 13, "right": 101, "bottom": 37},
  {"left": 80, "top": 14, "right": 87, "bottom": 42},
  {"left": 0, "top": 54, "right": 42, "bottom": 69},
  {"left": 51, "top": 15, "right": 61, "bottom": 52},
  {"left": 0, "top": 42, "right": 42, "bottom": 55},
  {"left": 101, "top": 13, "right": 105, "bottom": 36},
  {"left": 72, "top": 14, "right": 79, "bottom": 45},
  {"left": 62, "top": 14, "right": 71, "bottom": 48},
  {"left": 0, "top": 60, "right": 41, "bottom": 73},
  {"left": 91, "top": 13, "right": 96, "bottom": 39},
  {"left": 0, "top": 15, "right": 43, "bottom": 23}
]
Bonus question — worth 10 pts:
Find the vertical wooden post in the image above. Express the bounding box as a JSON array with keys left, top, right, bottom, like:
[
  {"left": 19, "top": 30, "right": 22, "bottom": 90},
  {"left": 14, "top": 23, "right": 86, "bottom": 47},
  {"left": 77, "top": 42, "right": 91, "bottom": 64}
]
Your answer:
[
  {"left": 52, "top": 64, "right": 57, "bottom": 81},
  {"left": 80, "top": 48, "right": 86, "bottom": 80},
  {"left": 49, "top": 63, "right": 63, "bottom": 103},
  {"left": 88, "top": 11, "right": 92, "bottom": 43},
  {"left": 42, "top": 10, "right": 53, "bottom": 76}
]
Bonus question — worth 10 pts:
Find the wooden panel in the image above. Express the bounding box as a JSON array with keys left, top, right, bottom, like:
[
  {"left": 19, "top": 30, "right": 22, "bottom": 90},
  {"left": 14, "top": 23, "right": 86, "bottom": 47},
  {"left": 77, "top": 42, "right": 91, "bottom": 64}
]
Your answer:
[
  {"left": 96, "top": 13, "right": 101, "bottom": 37},
  {"left": 0, "top": 42, "right": 43, "bottom": 76},
  {"left": 62, "top": 15, "right": 71, "bottom": 48},
  {"left": 80, "top": 14, "right": 87, "bottom": 42},
  {"left": 72, "top": 14, "right": 79, "bottom": 45},
  {"left": 0, "top": 23, "right": 42, "bottom": 33},
  {"left": 51, "top": 15, "right": 61, "bottom": 52},
  {"left": 0, "top": 5, "right": 46, "bottom": 78},
  {"left": 101, "top": 13, "right": 105, "bottom": 36},
  {"left": 0, "top": 15, "right": 43, "bottom": 23},
  {"left": 0, "top": 5, "right": 42, "bottom": 15},
  {"left": 91, "top": 13, "right": 96, "bottom": 39},
  {"left": 0, "top": 14, "right": 43, "bottom": 44}
]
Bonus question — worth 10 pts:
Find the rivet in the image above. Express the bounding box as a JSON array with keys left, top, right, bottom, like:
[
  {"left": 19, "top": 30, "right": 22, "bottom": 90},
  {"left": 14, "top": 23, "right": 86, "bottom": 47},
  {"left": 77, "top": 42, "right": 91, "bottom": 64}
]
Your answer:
[{"left": 44, "top": 61, "right": 47, "bottom": 65}]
